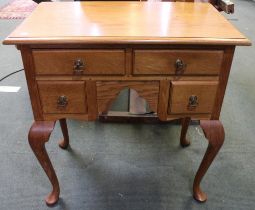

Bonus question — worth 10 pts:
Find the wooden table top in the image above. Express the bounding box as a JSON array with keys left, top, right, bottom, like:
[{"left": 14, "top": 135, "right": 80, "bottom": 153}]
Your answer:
[{"left": 3, "top": 2, "right": 251, "bottom": 45}]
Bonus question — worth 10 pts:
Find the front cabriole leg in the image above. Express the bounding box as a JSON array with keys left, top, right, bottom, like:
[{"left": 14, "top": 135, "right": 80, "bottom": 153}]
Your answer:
[
  {"left": 28, "top": 121, "right": 60, "bottom": 206},
  {"left": 193, "top": 120, "right": 225, "bottom": 202}
]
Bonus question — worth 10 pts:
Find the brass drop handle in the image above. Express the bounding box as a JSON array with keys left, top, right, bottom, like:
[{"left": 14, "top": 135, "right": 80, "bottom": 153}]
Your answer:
[
  {"left": 73, "top": 59, "right": 85, "bottom": 75},
  {"left": 175, "top": 59, "right": 186, "bottom": 74},
  {"left": 188, "top": 95, "right": 198, "bottom": 108},
  {"left": 57, "top": 95, "right": 68, "bottom": 107}
]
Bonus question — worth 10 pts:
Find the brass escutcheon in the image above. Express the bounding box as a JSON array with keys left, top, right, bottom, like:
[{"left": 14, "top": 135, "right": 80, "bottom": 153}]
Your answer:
[
  {"left": 57, "top": 95, "right": 68, "bottom": 107},
  {"left": 73, "top": 59, "right": 85, "bottom": 75},
  {"left": 175, "top": 58, "right": 186, "bottom": 74},
  {"left": 188, "top": 95, "right": 198, "bottom": 108}
]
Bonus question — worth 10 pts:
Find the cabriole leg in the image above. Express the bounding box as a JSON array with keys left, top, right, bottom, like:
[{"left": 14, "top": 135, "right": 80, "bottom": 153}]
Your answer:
[
  {"left": 193, "top": 120, "right": 225, "bottom": 202},
  {"left": 28, "top": 121, "right": 60, "bottom": 206},
  {"left": 180, "top": 117, "right": 191, "bottom": 147},
  {"left": 58, "top": 118, "right": 69, "bottom": 149}
]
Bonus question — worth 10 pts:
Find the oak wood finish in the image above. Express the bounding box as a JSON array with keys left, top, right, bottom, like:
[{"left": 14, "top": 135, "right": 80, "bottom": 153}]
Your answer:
[
  {"left": 133, "top": 49, "right": 224, "bottom": 75},
  {"left": 125, "top": 48, "right": 133, "bottom": 76},
  {"left": 35, "top": 75, "right": 220, "bottom": 81},
  {"left": 33, "top": 49, "right": 125, "bottom": 75},
  {"left": 193, "top": 120, "right": 225, "bottom": 202},
  {"left": 28, "top": 121, "right": 59, "bottom": 206},
  {"left": 20, "top": 46, "right": 43, "bottom": 120},
  {"left": 96, "top": 81, "right": 159, "bottom": 114},
  {"left": 212, "top": 46, "right": 235, "bottom": 119},
  {"left": 37, "top": 81, "right": 87, "bottom": 114},
  {"left": 158, "top": 80, "right": 170, "bottom": 121},
  {"left": 3, "top": 2, "right": 250, "bottom": 46},
  {"left": 168, "top": 81, "right": 218, "bottom": 114},
  {"left": 86, "top": 81, "right": 98, "bottom": 121},
  {"left": 3, "top": 2, "right": 251, "bottom": 205}
]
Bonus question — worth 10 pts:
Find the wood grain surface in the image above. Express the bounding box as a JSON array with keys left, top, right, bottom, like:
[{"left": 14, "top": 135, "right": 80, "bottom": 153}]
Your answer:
[
  {"left": 193, "top": 120, "right": 225, "bottom": 202},
  {"left": 133, "top": 49, "right": 224, "bottom": 75},
  {"left": 33, "top": 49, "right": 125, "bottom": 75},
  {"left": 96, "top": 81, "right": 159, "bottom": 114},
  {"left": 168, "top": 80, "right": 218, "bottom": 114},
  {"left": 28, "top": 121, "right": 59, "bottom": 206},
  {"left": 3, "top": 2, "right": 251, "bottom": 45},
  {"left": 20, "top": 46, "right": 44, "bottom": 120},
  {"left": 37, "top": 81, "right": 87, "bottom": 114},
  {"left": 158, "top": 80, "right": 170, "bottom": 121}
]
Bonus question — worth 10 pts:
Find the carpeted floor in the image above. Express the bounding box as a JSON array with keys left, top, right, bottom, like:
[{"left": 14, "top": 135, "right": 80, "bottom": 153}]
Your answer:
[{"left": 0, "top": 0, "right": 37, "bottom": 19}]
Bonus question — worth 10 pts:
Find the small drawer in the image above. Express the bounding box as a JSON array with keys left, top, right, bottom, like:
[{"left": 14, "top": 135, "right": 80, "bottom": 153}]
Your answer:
[
  {"left": 37, "top": 81, "right": 87, "bottom": 114},
  {"left": 133, "top": 50, "right": 223, "bottom": 75},
  {"left": 168, "top": 81, "right": 218, "bottom": 114},
  {"left": 33, "top": 50, "right": 125, "bottom": 75}
]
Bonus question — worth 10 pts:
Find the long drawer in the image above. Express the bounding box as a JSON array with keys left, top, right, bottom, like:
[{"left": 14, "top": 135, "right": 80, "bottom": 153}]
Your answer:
[
  {"left": 133, "top": 49, "right": 224, "bottom": 75},
  {"left": 168, "top": 81, "right": 218, "bottom": 114},
  {"left": 33, "top": 49, "right": 126, "bottom": 75},
  {"left": 37, "top": 81, "right": 87, "bottom": 114}
]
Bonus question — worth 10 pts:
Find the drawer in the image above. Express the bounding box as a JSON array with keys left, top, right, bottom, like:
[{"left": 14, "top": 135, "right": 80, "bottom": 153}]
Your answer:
[
  {"left": 133, "top": 50, "right": 223, "bottom": 75},
  {"left": 37, "top": 81, "right": 87, "bottom": 114},
  {"left": 168, "top": 81, "right": 218, "bottom": 114},
  {"left": 33, "top": 50, "right": 125, "bottom": 75}
]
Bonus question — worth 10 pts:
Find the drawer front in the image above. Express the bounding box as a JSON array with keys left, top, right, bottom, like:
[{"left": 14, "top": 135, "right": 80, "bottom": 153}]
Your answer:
[
  {"left": 38, "top": 81, "right": 87, "bottom": 114},
  {"left": 133, "top": 50, "right": 223, "bottom": 75},
  {"left": 33, "top": 50, "right": 125, "bottom": 75},
  {"left": 168, "top": 81, "right": 218, "bottom": 114}
]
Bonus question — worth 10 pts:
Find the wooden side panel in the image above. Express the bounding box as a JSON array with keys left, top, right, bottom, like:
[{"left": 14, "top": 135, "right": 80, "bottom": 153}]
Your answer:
[
  {"left": 33, "top": 49, "right": 125, "bottom": 75},
  {"left": 158, "top": 80, "right": 170, "bottom": 121},
  {"left": 133, "top": 50, "right": 224, "bottom": 75},
  {"left": 37, "top": 81, "right": 87, "bottom": 114},
  {"left": 86, "top": 81, "right": 98, "bottom": 121},
  {"left": 168, "top": 81, "right": 218, "bottom": 114},
  {"left": 96, "top": 81, "right": 159, "bottom": 114},
  {"left": 211, "top": 46, "right": 235, "bottom": 119},
  {"left": 20, "top": 45, "right": 43, "bottom": 120}
]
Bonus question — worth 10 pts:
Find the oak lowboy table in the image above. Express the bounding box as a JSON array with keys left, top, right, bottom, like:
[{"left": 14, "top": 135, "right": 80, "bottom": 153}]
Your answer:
[{"left": 3, "top": 2, "right": 251, "bottom": 205}]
